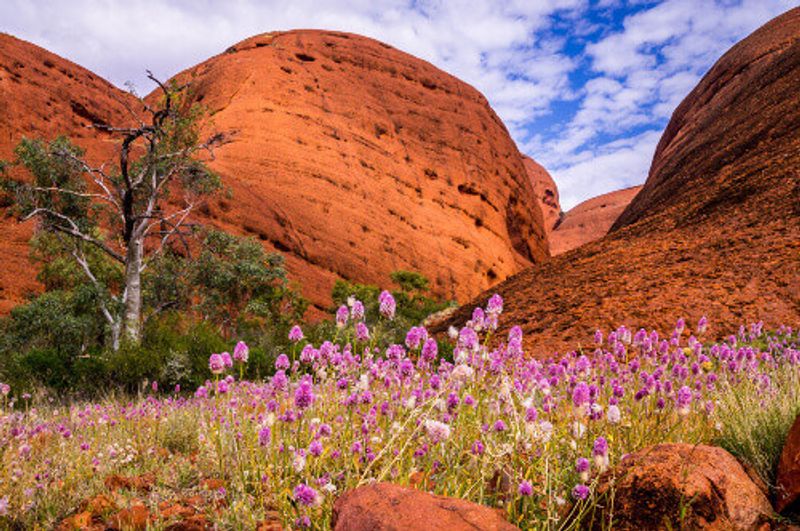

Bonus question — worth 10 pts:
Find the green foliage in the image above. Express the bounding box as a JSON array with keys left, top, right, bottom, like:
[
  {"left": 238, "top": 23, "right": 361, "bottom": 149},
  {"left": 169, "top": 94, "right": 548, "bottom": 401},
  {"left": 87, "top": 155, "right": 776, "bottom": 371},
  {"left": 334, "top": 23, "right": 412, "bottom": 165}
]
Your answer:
[
  {"left": 191, "top": 230, "right": 306, "bottom": 332},
  {"left": 0, "top": 228, "right": 306, "bottom": 394},
  {"left": 4, "top": 138, "right": 95, "bottom": 233},
  {"left": 326, "top": 270, "right": 453, "bottom": 345}
]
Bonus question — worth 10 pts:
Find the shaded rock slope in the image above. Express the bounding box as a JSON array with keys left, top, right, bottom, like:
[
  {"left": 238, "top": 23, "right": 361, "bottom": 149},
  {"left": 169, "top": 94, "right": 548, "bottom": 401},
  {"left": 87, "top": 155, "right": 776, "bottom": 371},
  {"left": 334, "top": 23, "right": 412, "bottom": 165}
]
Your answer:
[
  {"left": 162, "top": 31, "right": 548, "bottom": 311},
  {"left": 437, "top": 7, "right": 800, "bottom": 356},
  {"left": 549, "top": 186, "right": 641, "bottom": 256},
  {"left": 0, "top": 34, "right": 136, "bottom": 313}
]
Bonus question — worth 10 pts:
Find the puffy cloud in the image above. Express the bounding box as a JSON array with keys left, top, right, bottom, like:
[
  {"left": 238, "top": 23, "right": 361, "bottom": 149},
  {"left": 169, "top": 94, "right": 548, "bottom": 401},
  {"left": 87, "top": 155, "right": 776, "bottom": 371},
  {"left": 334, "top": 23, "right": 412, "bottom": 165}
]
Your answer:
[
  {"left": 530, "top": 0, "right": 795, "bottom": 208},
  {"left": 1, "top": 0, "right": 795, "bottom": 210}
]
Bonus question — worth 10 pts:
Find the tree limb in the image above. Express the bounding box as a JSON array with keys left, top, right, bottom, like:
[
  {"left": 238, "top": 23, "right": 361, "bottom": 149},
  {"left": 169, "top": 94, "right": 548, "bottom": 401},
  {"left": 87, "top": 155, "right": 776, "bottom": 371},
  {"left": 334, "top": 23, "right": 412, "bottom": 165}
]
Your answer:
[{"left": 23, "top": 208, "right": 124, "bottom": 263}]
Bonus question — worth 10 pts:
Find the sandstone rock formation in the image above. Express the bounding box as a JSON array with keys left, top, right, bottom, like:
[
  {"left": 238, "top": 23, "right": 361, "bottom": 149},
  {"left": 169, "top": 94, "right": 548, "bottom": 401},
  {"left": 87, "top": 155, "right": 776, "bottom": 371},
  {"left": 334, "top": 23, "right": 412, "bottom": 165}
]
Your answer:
[
  {"left": 163, "top": 31, "right": 548, "bottom": 312},
  {"left": 331, "top": 482, "right": 519, "bottom": 531},
  {"left": 0, "top": 31, "right": 549, "bottom": 316},
  {"left": 549, "top": 185, "right": 641, "bottom": 255},
  {"left": 776, "top": 414, "right": 800, "bottom": 513},
  {"left": 593, "top": 443, "right": 773, "bottom": 530},
  {"left": 437, "top": 7, "right": 800, "bottom": 355},
  {"left": 0, "top": 34, "right": 135, "bottom": 313},
  {"left": 523, "top": 155, "right": 560, "bottom": 238}
]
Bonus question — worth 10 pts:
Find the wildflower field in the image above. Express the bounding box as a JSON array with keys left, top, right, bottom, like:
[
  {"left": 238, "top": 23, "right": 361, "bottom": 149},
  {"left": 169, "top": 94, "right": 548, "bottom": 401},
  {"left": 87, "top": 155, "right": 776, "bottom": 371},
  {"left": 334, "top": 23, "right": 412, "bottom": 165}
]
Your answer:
[{"left": 1, "top": 292, "right": 798, "bottom": 529}]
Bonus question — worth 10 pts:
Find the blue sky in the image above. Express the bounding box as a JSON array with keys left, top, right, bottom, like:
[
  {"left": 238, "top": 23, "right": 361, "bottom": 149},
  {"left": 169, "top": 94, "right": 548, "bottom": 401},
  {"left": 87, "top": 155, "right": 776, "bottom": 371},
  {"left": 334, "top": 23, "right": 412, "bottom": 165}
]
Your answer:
[{"left": 2, "top": 0, "right": 796, "bottom": 209}]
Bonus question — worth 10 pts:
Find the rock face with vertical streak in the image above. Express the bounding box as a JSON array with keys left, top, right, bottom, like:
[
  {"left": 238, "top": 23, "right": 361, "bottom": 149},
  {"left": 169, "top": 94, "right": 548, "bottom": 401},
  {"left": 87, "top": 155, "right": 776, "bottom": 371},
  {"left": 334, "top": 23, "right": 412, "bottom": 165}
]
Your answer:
[
  {"left": 523, "top": 155, "right": 561, "bottom": 239},
  {"left": 435, "top": 7, "right": 800, "bottom": 356},
  {"left": 162, "top": 31, "right": 548, "bottom": 311}
]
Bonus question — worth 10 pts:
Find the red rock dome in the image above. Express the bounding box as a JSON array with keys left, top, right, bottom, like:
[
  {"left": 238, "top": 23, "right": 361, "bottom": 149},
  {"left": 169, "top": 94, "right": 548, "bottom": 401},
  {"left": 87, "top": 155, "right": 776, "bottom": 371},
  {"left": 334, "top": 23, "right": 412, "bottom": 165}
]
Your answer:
[
  {"left": 1, "top": 30, "right": 551, "bottom": 314},
  {"left": 549, "top": 185, "right": 641, "bottom": 256},
  {"left": 162, "top": 31, "right": 548, "bottom": 311},
  {"left": 0, "top": 33, "right": 136, "bottom": 313},
  {"left": 522, "top": 155, "right": 560, "bottom": 239}
]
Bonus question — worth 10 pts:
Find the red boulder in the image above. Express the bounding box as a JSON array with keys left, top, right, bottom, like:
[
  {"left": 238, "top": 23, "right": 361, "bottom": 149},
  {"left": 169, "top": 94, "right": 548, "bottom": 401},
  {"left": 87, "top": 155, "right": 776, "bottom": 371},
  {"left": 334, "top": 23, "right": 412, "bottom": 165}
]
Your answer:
[{"left": 332, "top": 482, "right": 519, "bottom": 531}]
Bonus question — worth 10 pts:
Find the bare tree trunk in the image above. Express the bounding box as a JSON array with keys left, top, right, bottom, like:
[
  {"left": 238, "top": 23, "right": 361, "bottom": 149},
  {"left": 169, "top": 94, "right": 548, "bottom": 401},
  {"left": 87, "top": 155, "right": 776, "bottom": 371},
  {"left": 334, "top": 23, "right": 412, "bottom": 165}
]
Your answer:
[
  {"left": 122, "top": 237, "right": 143, "bottom": 344},
  {"left": 110, "top": 321, "right": 122, "bottom": 351}
]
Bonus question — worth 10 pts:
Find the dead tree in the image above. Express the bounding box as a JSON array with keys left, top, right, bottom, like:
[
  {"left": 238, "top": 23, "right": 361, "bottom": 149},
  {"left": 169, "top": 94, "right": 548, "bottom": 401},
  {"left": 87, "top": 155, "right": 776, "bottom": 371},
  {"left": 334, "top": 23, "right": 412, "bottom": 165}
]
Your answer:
[{"left": 5, "top": 72, "right": 222, "bottom": 349}]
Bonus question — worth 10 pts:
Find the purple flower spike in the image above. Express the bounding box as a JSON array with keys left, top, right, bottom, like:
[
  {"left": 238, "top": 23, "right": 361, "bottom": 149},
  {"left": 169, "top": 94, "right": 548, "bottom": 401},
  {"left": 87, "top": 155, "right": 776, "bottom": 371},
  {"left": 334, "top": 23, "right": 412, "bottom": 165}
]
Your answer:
[
  {"left": 233, "top": 341, "right": 249, "bottom": 364},
  {"left": 293, "top": 483, "right": 318, "bottom": 507},
  {"left": 208, "top": 353, "right": 225, "bottom": 374},
  {"left": 379, "top": 290, "right": 396, "bottom": 320},
  {"left": 572, "top": 484, "right": 590, "bottom": 501},
  {"left": 288, "top": 325, "right": 304, "bottom": 342}
]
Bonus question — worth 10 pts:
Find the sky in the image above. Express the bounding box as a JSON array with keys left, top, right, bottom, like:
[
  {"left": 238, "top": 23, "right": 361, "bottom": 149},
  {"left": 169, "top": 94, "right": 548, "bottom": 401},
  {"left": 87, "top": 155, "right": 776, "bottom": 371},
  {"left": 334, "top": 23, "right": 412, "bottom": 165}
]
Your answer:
[{"left": 1, "top": 0, "right": 796, "bottom": 209}]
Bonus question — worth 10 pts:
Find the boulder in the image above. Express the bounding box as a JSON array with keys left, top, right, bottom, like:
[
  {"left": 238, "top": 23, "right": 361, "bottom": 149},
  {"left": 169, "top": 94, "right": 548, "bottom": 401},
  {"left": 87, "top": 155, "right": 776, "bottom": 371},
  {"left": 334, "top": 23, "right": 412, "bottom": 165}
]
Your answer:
[
  {"left": 595, "top": 443, "right": 773, "bottom": 530},
  {"left": 332, "top": 482, "right": 519, "bottom": 531},
  {"left": 776, "top": 414, "right": 800, "bottom": 513}
]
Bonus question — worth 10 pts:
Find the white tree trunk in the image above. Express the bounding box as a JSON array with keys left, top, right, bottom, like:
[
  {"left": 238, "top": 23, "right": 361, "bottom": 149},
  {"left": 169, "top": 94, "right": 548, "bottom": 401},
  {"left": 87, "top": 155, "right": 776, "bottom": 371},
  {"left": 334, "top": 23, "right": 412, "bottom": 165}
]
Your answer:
[{"left": 122, "top": 237, "right": 143, "bottom": 344}]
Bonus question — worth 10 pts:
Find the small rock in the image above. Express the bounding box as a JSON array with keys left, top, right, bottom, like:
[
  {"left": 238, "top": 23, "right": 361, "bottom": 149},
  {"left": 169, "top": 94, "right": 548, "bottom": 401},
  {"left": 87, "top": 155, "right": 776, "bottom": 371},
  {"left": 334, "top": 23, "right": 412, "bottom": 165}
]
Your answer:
[
  {"left": 109, "top": 503, "right": 151, "bottom": 530},
  {"left": 104, "top": 472, "right": 156, "bottom": 492},
  {"left": 81, "top": 493, "right": 117, "bottom": 516},
  {"left": 56, "top": 511, "right": 100, "bottom": 530},
  {"left": 256, "top": 510, "right": 285, "bottom": 530},
  {"left": 332, "top": 482, "right": 519, "bottom": 530},
  {"left": 200, "top": 478, "right": 225, "bottom": 491}
]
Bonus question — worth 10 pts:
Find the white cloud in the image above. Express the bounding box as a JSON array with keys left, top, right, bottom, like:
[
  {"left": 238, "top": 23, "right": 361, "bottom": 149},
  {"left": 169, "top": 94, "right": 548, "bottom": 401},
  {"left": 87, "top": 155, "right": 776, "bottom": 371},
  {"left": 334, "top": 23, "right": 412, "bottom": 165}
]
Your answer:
[
  {"left": 1, "top": 0, "right": 796, "bottom": 212},
  {"left": 0, "top": 0, "right": 581, "bottom": 134},
  {"left": 549, "top": 129, "right": 662, "bottom": 209},
  {"left": 528, "top": 0, "right": 796, "bottom": 209}
]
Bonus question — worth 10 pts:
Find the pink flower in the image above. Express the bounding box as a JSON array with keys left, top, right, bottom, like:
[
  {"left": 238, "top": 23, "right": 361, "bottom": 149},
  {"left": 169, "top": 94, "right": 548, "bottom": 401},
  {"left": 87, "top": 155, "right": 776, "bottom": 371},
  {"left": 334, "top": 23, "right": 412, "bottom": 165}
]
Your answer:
[
  {"left": 289, "top": 325, "right": 304, "bottom": 342},
  {"left": 336, "top": 305, "right": 349, "bottom": 328},
  {"left": 233, "top": 341, "right": 249, "bottom": 363},
  {"left": 572, "top": 484, "right": 590, "bottom": 500},
  {"left": 351, "top": 300, "right": 365, "bottom": 321},
  {"left": 258, "top": 426, "right": 271, "bottom": 447},
  {"left": 356, "top": 322, "right": 370, "bottom": 342},
  {"left": 486, "top": 293, "right": 503, "bottom": 315},
  {"left": 379, "top": 290, "right": 396, "bottom": 320},
  {"left": 293, "top": 483, "right": 319, "bottom": 506},
  {"left": 208, "top": 354, "right": 225, "bottom": 374},
  {"left": 275, "top": 354, "right": 290, "bottom": 371}
]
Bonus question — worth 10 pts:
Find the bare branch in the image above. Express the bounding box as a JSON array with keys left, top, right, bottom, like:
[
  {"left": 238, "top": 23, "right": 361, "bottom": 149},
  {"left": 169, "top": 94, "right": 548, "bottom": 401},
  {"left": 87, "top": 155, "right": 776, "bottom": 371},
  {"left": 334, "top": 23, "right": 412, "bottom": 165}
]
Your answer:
[
  {"left": 22, "top": 208, "right": 125, "bottom": 263},
  {"left": 70, "top": 246, "right": 117, "bottom": 327},
  {"left": 140, "top": 203, "right": 195, "bottom": 272},
  {"left": 30, "top": 185, "right": 117, "bottom": 206}
]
